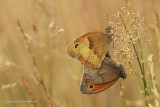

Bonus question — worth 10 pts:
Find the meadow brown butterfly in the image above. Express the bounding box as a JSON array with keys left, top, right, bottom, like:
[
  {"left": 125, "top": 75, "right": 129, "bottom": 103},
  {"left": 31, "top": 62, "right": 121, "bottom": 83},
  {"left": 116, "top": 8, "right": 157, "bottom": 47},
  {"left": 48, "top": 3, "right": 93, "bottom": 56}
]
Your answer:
[
  {"left": 67, "top": 26, "right": 113, "bottom": 69},
  {"left": 80, "top": 56, "right": 126, "bottom": 94}
]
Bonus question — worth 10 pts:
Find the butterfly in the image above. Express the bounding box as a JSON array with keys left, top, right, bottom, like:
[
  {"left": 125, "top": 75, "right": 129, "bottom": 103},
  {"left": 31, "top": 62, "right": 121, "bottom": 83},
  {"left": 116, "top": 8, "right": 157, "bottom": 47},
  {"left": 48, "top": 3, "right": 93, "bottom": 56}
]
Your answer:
[
  {"left": 67, "top": 26, "right": 113, "bottom": 69},
  {"left": 80, "top": 56, "right": 126, "bottom": 94}
]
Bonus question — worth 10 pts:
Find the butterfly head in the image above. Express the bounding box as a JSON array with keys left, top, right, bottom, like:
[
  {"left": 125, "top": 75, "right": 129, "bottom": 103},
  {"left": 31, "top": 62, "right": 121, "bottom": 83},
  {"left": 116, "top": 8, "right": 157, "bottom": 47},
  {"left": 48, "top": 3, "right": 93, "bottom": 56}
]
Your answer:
[
  {"left": 105, "top": 26, "right": 113, "bottom": 32},
  {"left": 105, "top": 26, "right": 113, "bottom": 42}
]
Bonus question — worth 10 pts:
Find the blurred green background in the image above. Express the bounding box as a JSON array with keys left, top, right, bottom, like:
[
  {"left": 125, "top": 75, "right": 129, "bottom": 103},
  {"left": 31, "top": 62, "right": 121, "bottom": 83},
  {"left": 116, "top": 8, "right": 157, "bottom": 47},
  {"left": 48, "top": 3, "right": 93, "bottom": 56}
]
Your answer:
[{"left": 0, "top": 0, "right": 160, "bottom": 107}]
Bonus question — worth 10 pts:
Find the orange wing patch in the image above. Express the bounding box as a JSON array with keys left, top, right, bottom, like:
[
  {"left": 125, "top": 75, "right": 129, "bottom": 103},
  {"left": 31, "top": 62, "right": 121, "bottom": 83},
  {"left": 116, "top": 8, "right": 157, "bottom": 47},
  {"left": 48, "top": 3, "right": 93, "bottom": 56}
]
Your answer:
[{"left": 87, "top": 77, "right": 119, "bottom": 92}]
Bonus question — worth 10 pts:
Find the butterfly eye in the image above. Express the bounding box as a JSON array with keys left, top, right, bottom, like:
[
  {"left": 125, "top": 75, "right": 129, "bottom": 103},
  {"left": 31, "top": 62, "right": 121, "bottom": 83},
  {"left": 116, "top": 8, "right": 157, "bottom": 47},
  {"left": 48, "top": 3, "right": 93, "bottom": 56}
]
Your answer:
[
  {"left": 89, "top": 85, "right": 93, "bottom": 88},
  {"left": 75, "top": 44, "right": 79, "bottom": 48}
]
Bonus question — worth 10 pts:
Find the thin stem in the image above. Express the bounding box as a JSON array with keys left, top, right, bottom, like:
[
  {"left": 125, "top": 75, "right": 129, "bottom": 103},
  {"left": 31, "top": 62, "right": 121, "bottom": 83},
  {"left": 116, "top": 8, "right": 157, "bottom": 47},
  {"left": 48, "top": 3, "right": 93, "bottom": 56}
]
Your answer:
[
  {"left": 119, "top": 11, "right": 149, "bottom": 106},
  {"left": 21, "top": 77, "right": 37, "bottom": 107},
  {"left": 124, "top": 56, "right": 142, "bottom": 79},
  {"left": 125, "top": 1, "right": 149, "bottom": 97},
  {"left": 17, "top": 21, "right": 53, "bottom": 107},
  {"left": 138, "top": 38, "right": 145, "bottom": 73},
  {"left": 122, "top": 94, "right": 128, "bottom": 107},
  {"left": 131, "top": 41, "right": 148, "bottom": 96},
  {"left": 119, "top": 14, "right": 127, "bottom": 30},
  {"left": 123, "top": 56, "right": 143, "bottom": 91},
  {"left": 131, "top": 41, "right": 143, "bottom": 74},
  {"left": 120, "top": 14, "right": 142, "bottom": 80}
]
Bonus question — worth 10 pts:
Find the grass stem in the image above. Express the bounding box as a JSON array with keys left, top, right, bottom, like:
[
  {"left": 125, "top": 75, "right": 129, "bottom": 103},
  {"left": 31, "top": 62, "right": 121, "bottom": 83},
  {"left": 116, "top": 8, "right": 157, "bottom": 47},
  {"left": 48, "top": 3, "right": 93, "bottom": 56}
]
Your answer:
[{"left": 119, "top": 12, "right": 149, "bottom": 106}]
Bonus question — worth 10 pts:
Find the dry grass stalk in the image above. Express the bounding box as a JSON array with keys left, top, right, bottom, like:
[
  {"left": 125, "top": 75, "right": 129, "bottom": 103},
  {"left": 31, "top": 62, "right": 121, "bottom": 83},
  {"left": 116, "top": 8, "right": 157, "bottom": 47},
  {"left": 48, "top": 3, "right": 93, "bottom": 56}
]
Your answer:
[
  {"left": 151, "top": 0, "right": 160, "bottom": 31},
  {"left": 1, "top": 82, "right": 16, "bottom": 90},
  {"left": 17, "top": 21, "right": 53, "bottom": 107},
  {"left": 150, "top": 0, "right": 160, "bottom": 57},
  {"left": 148, "top": 54, "right": 159, "bottom": 107},
  {"left": 21, "top": 77, "right": 37, "bottom": 107}
]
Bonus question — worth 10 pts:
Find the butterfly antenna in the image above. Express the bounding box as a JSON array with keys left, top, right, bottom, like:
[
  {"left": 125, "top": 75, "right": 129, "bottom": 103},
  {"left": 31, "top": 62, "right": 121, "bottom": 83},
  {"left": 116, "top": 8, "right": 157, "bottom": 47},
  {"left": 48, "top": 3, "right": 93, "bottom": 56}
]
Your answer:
[{"left": 107, "top": 14, "right": 108, "bottom": 26}]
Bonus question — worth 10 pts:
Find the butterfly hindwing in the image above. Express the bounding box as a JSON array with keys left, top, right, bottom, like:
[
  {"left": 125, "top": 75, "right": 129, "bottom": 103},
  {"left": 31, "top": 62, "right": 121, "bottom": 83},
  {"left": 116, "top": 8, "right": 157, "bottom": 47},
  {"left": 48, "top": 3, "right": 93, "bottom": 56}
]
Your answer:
[
  {"left": 80, "top": 76, "right": 119, "bottom": 94},
  {"left": 80, "top": 56, "right": 126, "bottom": 94}
]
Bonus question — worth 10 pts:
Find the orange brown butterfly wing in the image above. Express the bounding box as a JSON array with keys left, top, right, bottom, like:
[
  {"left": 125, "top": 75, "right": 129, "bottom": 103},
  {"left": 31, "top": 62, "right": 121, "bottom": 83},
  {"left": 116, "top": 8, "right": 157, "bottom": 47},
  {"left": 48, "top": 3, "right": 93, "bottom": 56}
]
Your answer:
[
  {"left": 80, "top": 77, "right": 119, "bottom": 94},
  {"left": 82, "top": 57, "right": 126, "bottom": 84},
  {"left": 80, "top": 56, "right": 126, "bottom": 94},
  {"left": 67, "top": 30, "right": 112, "bottom": 69}
]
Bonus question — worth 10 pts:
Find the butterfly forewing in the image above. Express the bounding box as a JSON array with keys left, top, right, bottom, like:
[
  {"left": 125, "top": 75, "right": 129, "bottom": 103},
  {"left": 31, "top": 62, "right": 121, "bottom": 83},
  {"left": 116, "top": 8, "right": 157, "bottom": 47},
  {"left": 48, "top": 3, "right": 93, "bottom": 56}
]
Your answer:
[{"left": 67, "top": 30, "right": 112, "bottom": 69}]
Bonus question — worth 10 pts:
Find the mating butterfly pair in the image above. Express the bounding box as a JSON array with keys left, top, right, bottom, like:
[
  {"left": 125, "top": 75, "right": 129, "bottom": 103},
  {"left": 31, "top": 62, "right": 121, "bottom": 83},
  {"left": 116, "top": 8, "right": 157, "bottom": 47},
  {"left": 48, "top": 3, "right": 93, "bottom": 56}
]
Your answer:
[{"left": 67, "top": 26, "right": 126, "bottom": 94}]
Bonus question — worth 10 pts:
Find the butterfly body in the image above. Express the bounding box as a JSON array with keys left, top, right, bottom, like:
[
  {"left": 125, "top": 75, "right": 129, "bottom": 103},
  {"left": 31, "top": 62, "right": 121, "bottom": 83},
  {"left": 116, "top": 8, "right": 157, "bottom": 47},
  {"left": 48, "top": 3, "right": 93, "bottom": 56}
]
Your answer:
[{"left": 67, "top": 26, "right": 113, "bottom": 69}]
